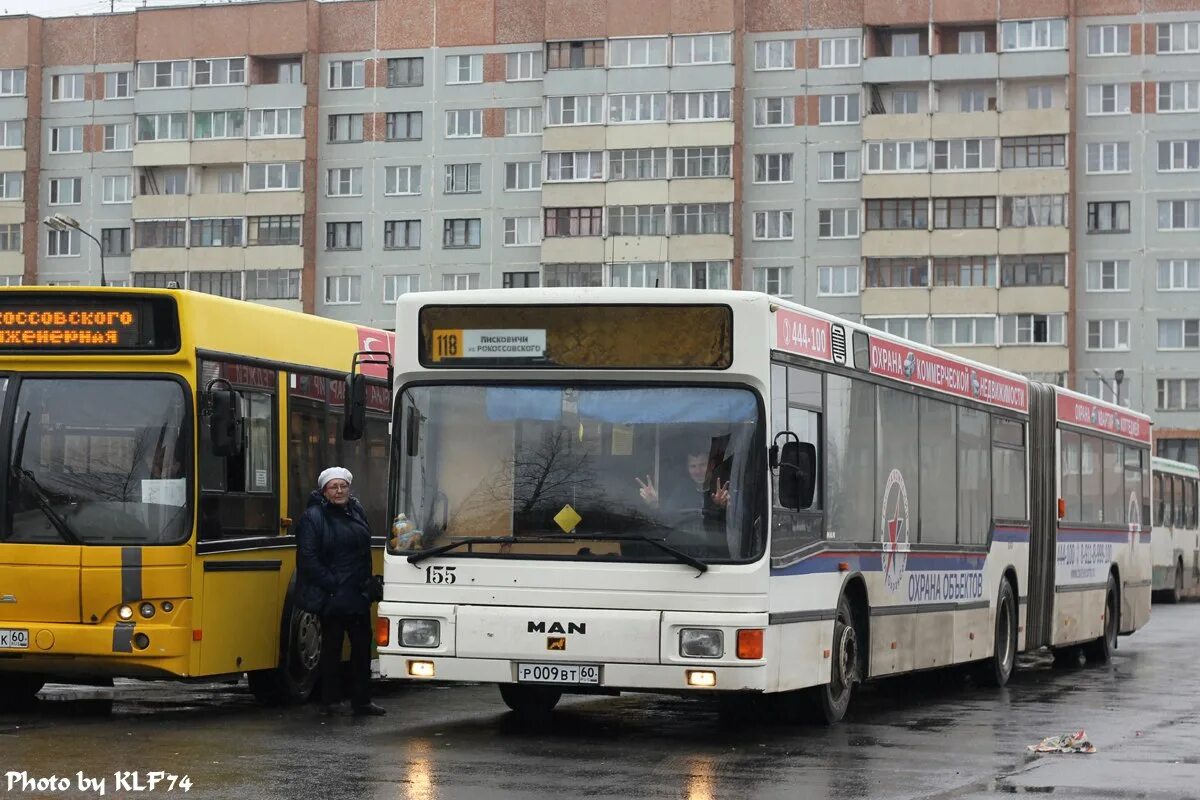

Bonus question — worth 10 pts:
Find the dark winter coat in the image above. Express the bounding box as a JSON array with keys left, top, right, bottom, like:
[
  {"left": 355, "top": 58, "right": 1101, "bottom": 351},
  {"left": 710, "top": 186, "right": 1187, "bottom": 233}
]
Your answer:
[{"left": 295, "top": 490, "right": 373, "bottom": 617}]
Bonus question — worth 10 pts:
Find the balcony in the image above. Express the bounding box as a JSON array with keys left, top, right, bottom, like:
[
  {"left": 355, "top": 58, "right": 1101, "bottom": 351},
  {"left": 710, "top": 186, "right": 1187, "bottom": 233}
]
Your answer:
[
  {"left": 998, "top": 226, "right": 1069, "bottom": 254},
  {"left": 863, "top": 113, "right": 931, "bottom": 141},
  {"left": 861, "top": 288, "right": 931, "bottom": 316},
  {"left": 999, "top": 108, "right": 1069, "bottom": 137},
  {"left": 998, "top": 285, "right": 1068, "bottom": 314},
  {"left": 606, "top": 124, "right": 668, "bottom": 150},
  {"left": 605, "top": 181, "right": 668, "bottom": 206},
  {"left": 998, "top": 169, "right": 1068, "bottom": 196},
  {"left": 930, "top": 228, "right": 998, "bottom": 255},
  {"left": 605, "top": 236, "right": 668, "bottom": 262},
  {"left": 931, "top": 172, "right": 998, "bottom": 197},
  {"left": 540, "top": 236, "right": 604, "bottom": 263},
  {"left": 862, "top": 173, "right": 931, "bottom": 199},
  {"left": 668, "top": 179, "right": 733, "bottom": 204},
  {"left": 931, "top": 110, "right": 999, "bottom": 138},
  {"left": 932, "top": 53, "right": 998, "bottom": 82},
  {"left": 998, "top": 50, "right": 1069, "bottom": 79},
  {"left": 861, "top": 229, "right": 931, "bottom": 257},
  {"left": 863, "top": 56, "right": 931, "bottom": 84},
  {"left": 929, "top": 287, "right": 1000, "bottom": 314},
  {"left": 668, "top": 234, "right": 733, "bottom": 262},
  {"left": 541, "top": 182, "right": 604, "bottom": 208},
  {"left": 996, "top": 346, "right": 1068, "bottom": 375},
  {"left": 132, "top": 193, "right": 189, "bottom": 219}
]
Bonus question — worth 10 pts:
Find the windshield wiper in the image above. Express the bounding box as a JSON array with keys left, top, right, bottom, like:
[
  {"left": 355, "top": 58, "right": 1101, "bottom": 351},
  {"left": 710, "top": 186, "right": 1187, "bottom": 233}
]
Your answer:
[
  {"left": 9, "top": 411, "right": 82, "bottom": 545},
  {"left": 407, "top": 533, "right": 708, "bottom": 576},
  {"left": 407, "top": 536, "right": 519, "bottom": 565}
]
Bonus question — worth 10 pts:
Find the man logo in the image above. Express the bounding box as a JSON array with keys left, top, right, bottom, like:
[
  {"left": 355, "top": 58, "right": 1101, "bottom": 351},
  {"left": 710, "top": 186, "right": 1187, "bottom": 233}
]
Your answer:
[
  {"left": 0, "top": 594, "right": 15, "bottom": 604},
  {"left": 547, "top": 636, "right": 566, "bottom": 651},
  {"left": 527, "top": 621, "right": 586, "bottom": 635}
]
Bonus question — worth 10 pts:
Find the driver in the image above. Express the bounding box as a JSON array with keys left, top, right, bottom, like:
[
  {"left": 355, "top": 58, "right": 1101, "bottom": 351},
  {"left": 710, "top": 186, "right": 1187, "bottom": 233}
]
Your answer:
[{"left": 635, "top": 449, "right": 730, "bottom": 524}]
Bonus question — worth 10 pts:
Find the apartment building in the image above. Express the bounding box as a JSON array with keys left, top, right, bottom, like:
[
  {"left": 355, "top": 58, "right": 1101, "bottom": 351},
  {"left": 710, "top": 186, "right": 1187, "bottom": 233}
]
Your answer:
[{"left": 0, "top": 0, "right": 1196, "bottom": 461}]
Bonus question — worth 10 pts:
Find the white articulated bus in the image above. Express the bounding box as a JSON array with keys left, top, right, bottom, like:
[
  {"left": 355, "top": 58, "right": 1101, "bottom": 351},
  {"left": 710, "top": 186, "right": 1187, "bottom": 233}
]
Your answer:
[
  {"left": 371, "top": 289, "right": 1152, "bottom": 722},
  {"left": 1151, "top": 457, "right": 1200, "bottom": 603}
]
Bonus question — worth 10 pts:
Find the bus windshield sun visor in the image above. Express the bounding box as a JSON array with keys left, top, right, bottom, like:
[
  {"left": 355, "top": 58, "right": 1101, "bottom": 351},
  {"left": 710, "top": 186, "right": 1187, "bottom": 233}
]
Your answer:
[{"left": 484, "top": 387, "right": 757, "bottom": 425}]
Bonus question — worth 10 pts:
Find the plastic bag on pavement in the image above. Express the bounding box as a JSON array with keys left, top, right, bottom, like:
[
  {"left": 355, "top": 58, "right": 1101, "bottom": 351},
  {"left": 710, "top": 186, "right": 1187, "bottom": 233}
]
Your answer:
[{"left": 1027, "top": 731, "right": 1097, "bottom": 754}]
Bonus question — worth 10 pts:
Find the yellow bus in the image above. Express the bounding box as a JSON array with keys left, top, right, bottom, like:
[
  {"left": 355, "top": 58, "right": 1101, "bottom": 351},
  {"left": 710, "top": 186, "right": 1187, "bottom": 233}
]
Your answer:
[{"left": 0, "top": 287, "right": 392, "bottom": 707}]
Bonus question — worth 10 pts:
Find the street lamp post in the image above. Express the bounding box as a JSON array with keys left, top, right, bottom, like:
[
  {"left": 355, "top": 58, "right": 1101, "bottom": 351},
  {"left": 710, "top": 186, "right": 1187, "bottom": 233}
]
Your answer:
[
  {"left": 1092, "top": 368, "right": 1126, "bottom": 405},
  {"left": 42, "top": 213, "right": 105, "bottom": 287}
]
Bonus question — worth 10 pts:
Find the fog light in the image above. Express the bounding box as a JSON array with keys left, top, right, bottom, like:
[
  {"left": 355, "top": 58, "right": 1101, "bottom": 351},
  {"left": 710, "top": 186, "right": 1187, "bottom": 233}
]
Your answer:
[
  {"left": 139, "top": 602, "right": 155, "bottom": 619},
  {"left": 375, "top": 616, "right": 390, "bottom": 647},
  {"left": 408, "top": 660, "right": 435, "bottom": 678},
  {"left": 686, "top": 670, "right": 716, "bottom": 688},
  {"left": 118, "top": 605, "right": 133, "bottom": 621},
  {"left": 133, "top": 633, "right": 150, "bottom": 650},
  {"left": 161, "top": 601, "right": 174, "bottom": 613},
  {"left": 737, "top": 629, "right": 764, "bottom": 660},
  {"left": 680, "top": 628, "right": 723, "bottom": 659},
  {"left": 400, "top": 619, "right": 440, "bottom": 648}
]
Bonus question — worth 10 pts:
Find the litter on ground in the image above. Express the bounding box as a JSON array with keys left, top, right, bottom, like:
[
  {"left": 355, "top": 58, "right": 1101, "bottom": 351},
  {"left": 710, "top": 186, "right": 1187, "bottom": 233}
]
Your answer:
[{"left": 1027, "top": 731, "right": 1097, "bottom": 754}]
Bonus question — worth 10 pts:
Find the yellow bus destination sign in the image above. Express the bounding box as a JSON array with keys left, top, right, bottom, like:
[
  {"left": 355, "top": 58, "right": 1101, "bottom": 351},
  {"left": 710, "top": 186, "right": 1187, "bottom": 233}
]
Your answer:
[{"left": 0, "top": 295, "right": 179, "bottom": 352}]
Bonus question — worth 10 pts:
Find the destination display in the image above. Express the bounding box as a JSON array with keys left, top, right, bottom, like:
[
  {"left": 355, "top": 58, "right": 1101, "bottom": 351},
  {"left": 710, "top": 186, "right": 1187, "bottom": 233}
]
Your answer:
[{"left": 0, "top": 294, "right": 179, "bottom": 352}]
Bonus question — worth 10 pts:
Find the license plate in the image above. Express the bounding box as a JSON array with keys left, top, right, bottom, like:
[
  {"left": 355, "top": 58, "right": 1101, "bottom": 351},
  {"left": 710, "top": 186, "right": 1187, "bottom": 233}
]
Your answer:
[
  {"left": 516, "top": 662, "right": 600, "bottom": 685},
  {"left": 0, "top": 628, "right": 29, "bottom": 649}
]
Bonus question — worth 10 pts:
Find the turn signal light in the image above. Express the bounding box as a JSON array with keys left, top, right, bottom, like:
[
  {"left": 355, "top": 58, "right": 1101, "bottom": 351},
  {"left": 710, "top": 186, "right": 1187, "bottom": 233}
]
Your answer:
[
  {"left": 407, "top": 660, "right": 435, "bottom": 678},
  {"left": 1058, "top": 497, "right": 1067, "bottom": 519},
  {"left": 737, "top": 629, "right": 764, "bottom": 660},
  {"left": 375, "top": 617, "right": 390, "bottom": 647}
]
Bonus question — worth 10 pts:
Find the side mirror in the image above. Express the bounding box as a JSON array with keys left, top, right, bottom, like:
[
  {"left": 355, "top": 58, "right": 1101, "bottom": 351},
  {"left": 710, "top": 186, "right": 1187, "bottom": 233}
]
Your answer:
[
  {"left": 778, "top": 440, "right": 817, "bottom": 511},
  {"left": 207, "top": 382, "right": 243, "bottom": 458},
  {"left": 343, "top": 372, "right": 366, "bottom": 441}
]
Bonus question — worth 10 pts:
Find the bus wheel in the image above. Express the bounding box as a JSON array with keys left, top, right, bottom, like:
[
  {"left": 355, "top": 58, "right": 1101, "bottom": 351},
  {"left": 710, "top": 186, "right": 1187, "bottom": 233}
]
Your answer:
[
  {"left": 1166, "top": 560, "right": 1184, "bottom": 605},
  {"left": 1083, "top": 573, "right": 1120, "bottom": 665},
  {"left": 974, "top": 580, "right": 1017, "bottom": 688},
  {"left": 498, "top": 684, "right": 561, "bottom": 722},
  {"left": 806, "top": 594, "right": 860, "bottom": 724},
  {"left": 0, "top": 674, "right": 45, "bottom": 710},
  {"left": 248, "top": 607, "right": 322, "bottom": 705}
]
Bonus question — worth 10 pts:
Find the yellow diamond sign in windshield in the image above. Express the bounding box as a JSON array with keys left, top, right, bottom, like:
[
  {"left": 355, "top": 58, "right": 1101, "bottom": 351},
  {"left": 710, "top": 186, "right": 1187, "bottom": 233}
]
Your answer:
[{"left": 554, "top": 504, "right": 582, "bottom": 534}]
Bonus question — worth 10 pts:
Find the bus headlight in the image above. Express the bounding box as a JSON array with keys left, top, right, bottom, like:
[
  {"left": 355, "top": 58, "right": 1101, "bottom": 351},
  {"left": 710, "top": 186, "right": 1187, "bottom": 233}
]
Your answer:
[
  {"left": 118, "top": 605, "right": 134, "bottom": 621},
  {"left": 139, "top": 603, "right": 156, "bottom": 619},
  {"left": 680, "top": 628, "right": 724, "bottom": 659},
  {"left": 400, "top": 619, "right": 440, "bottom": 648}
]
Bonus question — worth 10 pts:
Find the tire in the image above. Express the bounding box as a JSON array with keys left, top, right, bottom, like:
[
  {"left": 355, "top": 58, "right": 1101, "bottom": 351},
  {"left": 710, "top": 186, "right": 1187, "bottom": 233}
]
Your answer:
[
  {"left": 498, "top": 684, "right": 561, "bottom": 722},
  {"left": 1083, "top": 573, "right": 1119, "bottom": 664},
  {"left": 248, "top": 604, "right": 322, "bottom": 705},
  {"left": 973, "top": 580, "right": 1017, "bottom": 688},
  {"left": 0, "top": 673, "right": 45, "bottom": 710},
  {"left": 1166, "top": 560, "right": 1184, "bottom": 605},
  {"left": 805, "top": 593, "right": 861, "bottom": 724}
]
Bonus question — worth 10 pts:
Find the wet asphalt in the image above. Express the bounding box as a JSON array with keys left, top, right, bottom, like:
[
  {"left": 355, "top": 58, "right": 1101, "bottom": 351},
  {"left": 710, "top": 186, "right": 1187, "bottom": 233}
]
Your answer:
[{"left": 3, "top": 603, "right": 1200, "bottom": 800}]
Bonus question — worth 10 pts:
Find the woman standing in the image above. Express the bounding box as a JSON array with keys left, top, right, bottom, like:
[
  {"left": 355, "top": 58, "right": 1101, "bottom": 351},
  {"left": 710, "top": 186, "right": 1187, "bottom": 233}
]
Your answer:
[{"left": 295, "top": 466, "right": 386, "bottom": 717}]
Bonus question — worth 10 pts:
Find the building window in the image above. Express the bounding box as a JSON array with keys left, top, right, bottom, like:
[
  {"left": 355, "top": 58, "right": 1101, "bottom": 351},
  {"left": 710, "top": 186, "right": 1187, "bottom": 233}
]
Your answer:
[
  {"left": 326, "top": 167, "right": 363, "bottom": 197},
  {"left": 1026, "top": 85, "right": 1054, "bottom": 109},
  {"left": 193, "top": 110, "right": 245, "bottom": 140},
  {"left": 1158, "top": 379, "right": 1200, "bottom": 411},
  {"left": 189, "top": 271, "right": 242, "bottom": 299},
  {"left": 443, "top": 273, "right": 480, "bottom": 291},
  {"left": 387, "top": 57, "right": 424, "bottom": 87},
  {"left": 132, "top": 271, "right": 185, "bottom": 289},
  {"left": 48, "top": 177, "right": 82, "bottom": 206},
  {"left": 1086, "top": 201, "right": 1131, "bottom": 233},
  {"left": 753, "top": 266, "right": 792, "bottom": 296},
  {"left": 386, "top": 111, "right": 423, "bottom": 141},
  {"left": 102, "top": 175, "right": 132, "bottom": 204},
  {"left": 269, "top": 59, "right": 303, "bottom": 85},
  {"left": 932, "top": 256, "right": 996, "bottom": 287},
  {"left": 1158, "top": 199, "right": 1200, "bottom": 231},
  {"left": 671, "top": 91, "right": 731, "bottom": 122},
  {"left": 1085, "top": 260, "right": 1130, "bottom": 292},
  {"left": 609, "top": 262, "right": 664, "bottom": 288},
  {"left": 892, "top": 91, "right": 920, "bottom": 114},
  {"left": 506, "top": 51, "right": 541, "bottom": 81},
  {"left": 546, "top": 95, "right": 604, "bottom": 126},
  {"left": 886, "top": 31, "right": 920, "bottom": 56},
  {"left": 1000, "top": 19, "right": 1067, "bottom": 51},
  {"left": 1157, "top": 259, "right": 1200, "bottom": 291},
  {"left": 247, "top": 162, "right": 302, "bottom": 191},
  {"left": 1003, "top": 195, "right": 1067, "bottom": 227},
  {"left": 1001, "top": 135, "right": 1066, "bottom": 168},
  {"left": 546, "top": 40, "right": 605, "bottom": 70},
  {"left": 866, "top": 141, "right": 928, "bottom": 172},
  {"left": 609, "top": 38, "right": 669, "bottom": 68},
  {"left": 866, "top": 199, "right": 928, "bottom": 231},
  {"left": 612, "top": 148, "right": 668, "bottom": 180},
  {"left": 609, "top": 92, "right": 667, "bottom": 123},
  {"left": 818, "top": 265, "right": 859, "bottom": 297},
  {"left": 540, "top": 264, "right": 600, "bottom": 288},
  {"left": 818, "top": 208, "right": 860, "bottom": 239},
  {"left": 446, "top": 54, "right": 483, "bottom": 85},
  {"left": 753, "top": 96, "right": 795, "bottom": 127},
  {"left": 49, "top": 73, "right": 83, "bottom": 102},
  {"left": 819, "top": 93, "right": 860, "bottom": 125},
  {"left": 958, "top": 88, "right": 990, "bottom": 112},
  {"left": 0, "top": 172, "right": 22, "bottom": 200},
  {"left": 209, "top": 167, "right": 242, "bottom": 194},
  {"left": 194, "top": 57, "right": 245, "bottom": 86},
  {"left": 328, "top": 113, "right": 364, "bottom": 143},
  {"left": 47, "top": 228, "right": 79, "bottom": 257},
  {"left": 933, "top": 197, "right": 996, "bottom": 229},
  {"left": 445, "top": 109, "right": 483, "bottom": 137},
  {"left": 384, "top": 220, "right": 421, "bottom": 250},
  {"left": 819, "top": 37, "right": 861, "bottom": 67},
  {"left": 504, "top": 107, "right": 541, "bottom": 136},
  {"left": 670, "top": 204, "right": 730, "bottom": 235},
  {"left": 324, "top": 275, "right": 362, "bottom": 305},
  {"left": 1087, "top": 141, "right": 1130, "bottom": 174},
  {"left": 545, "top": 151, "right": 603, "bottom": 182},
  {"left": 1159, "top": 139, "right": 1199, "bottom": 172},
  {"left": 932, "top": 316, "right": 996, "bottom": 347},
  {"left": 102, "top": 123, "right": 132, "bottom": 152},
  {"left": 0, "top": 223, "right": 21, "bottom": 253},
  {"left": 0, "top": 69, "right": 27, "bottom": 97},
  {"left": 819, "top": 151, "right": 860, "bottom": 181},
  {"left": 1158, "top": 319, "right": 1200, "bottom": 350},
  {"left": 669, "top": 261, "right": 730, "bottom": 289},
  {"left": 1158, "top": 81, "right": 1200, "bottom": 113},
  {"left": 755, "top": 40, "right": 795, "bottom": 70},
  {"left": 1087, "top": 83, "right": 1131, "bottom": 115},
  {"left": 544, "top": 208, "right": 603, "bottom": 237},
  {"left": 247, "top": 216, "right": 301, "bottom": 246},
  {"left": 0, "top": 120, "right": 24, "bottom": 149},
  {"left": 384, "top": 274, "right": 420, "bottom": 301},
  {"left": 753, "top": 210, "right": 794, "bottom": 240},
  {"left": 249, "top": 108, "right": 302, "bottom": 137},
  {"left": 958, "top": 30, "right": 987, "bottom": 54},
  {"left": 1157, "top": 439, "right": 1200, "bottom": 467},
  {"left": 99, "top": 227, "right": 130, "bottom": 257},
  {"left": 672, "top": 34, "right": 731, "bottom": 65},
  {"left": 1000, "top": 254, "right": 1065, "bottom": 286},
  {"left": 503, "top": 161, "right": 540, "bottom": 191},
  {"left": 325, "top": 221, "right": 362, "bottom": 251},
  {"left": 1087, "top": 319, "right": 1130, "bottom": 351},
  {"left": 864, "top": 257, "right": 928, "bottom": 288},
  {"left": 136, "top": 113, "right": 187, "bottom": 142},
  {"left": 497, "top": 271, "right": 537, "bottom": 289},
  {"left": 865, "top": 316, "right": 927, "bottom": 343},
  {"left": 100, "top": 71, "right": 130, "bottom": 99},
  {"left": 443, "top": 218, "right": 482, "bottom": 248},
  {"left": 933, "top": 138, "right": 995, "bottom": 171},
  {"left": 328, "top": 60, "right": 365, "bottom": 89},
  {"left": 1158, "top": 22, "right": 1200, "bottom": 54},
  {"left": 138, "top": 60, "right": 189, "bottom": 89},
  {"left": 385, "top": 165, "right": 422, "bottom": 196},
  {"left": 1001, "top": 313, "right": 1064, "bottom": 345},
  {"left": 49, "top": 126, "right": 83, "bottom": 154},
  {"left": 607, "top": 205, "right": 667, "bottom": 236},
  {"left": 503, "top": 217, "right": 540, "bottom": 246},
  {"left": 672, "top": 146, "right": 731, "bottom": 178},
  {"left": 191, "top": 218, "right": 243, "bottom": 247},
  {"left": 134, "top": 220, "right": 186, "bottom": 248},
  {"left": 753, "top": 153, "right": 793, "bottom": 183},
  {"left": 1087, "top": 24, "right": 1130, "bottom": 56}
]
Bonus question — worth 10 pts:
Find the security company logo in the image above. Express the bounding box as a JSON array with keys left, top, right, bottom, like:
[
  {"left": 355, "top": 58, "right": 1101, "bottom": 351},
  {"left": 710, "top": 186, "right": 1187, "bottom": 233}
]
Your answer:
[
  {"left": 969, "top": 369, "right": 981, "bottom": 399},
  {"left": 903, "top": 352, "right": 917, "bottom": 379},
  {"left": 881, "top": 468, "right": 911, "bottom": 594},
  {"left": 1128, "top": 492, "right": 1142, "bottom": 552}
]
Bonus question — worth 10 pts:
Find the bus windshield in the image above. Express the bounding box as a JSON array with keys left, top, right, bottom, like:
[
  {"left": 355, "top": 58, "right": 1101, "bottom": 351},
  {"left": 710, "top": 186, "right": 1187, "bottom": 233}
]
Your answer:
[
  {"left": 392, "top": 384, "right": 764, "bottom": 564},
  {"left": 4, "top": 377, "right": 191, "bottom": 545}
]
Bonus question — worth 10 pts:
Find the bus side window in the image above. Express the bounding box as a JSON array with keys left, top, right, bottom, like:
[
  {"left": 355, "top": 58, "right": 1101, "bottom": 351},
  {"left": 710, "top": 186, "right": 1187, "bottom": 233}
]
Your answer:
[
  {"left": 1154, "top": 473, "right": 1165, "bottom": 527},
  {"left": 1061, "top": 431, "right": 1082, "bottom": 524}
]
